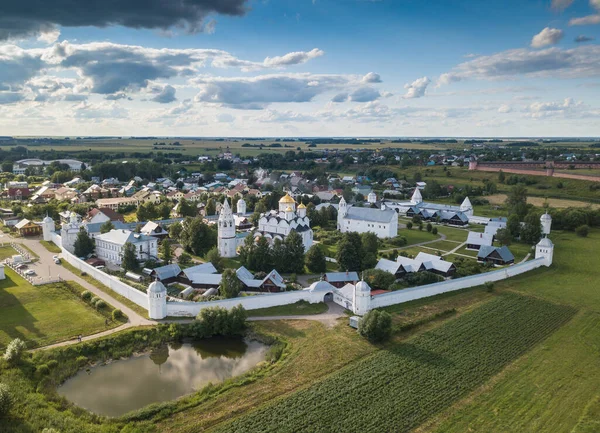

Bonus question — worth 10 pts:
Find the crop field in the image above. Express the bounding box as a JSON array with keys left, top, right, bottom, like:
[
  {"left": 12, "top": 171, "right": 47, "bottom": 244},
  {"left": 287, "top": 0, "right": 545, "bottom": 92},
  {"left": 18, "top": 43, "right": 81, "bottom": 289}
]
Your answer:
[{"left": 211, "top": 294, "right": 575, "bottom": 433}]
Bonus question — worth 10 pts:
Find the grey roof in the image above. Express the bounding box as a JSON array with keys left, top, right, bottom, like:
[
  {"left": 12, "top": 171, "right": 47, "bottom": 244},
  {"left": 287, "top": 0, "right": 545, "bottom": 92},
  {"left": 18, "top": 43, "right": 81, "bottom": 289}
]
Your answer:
[
  {"left": 344, "top": 207, "right": 396, "bottom": 223},
  {"left": 466, "top": 231, "right": 494, "bottom": 246},
  {"left": 94, "top": 229, "right": 155, "bottom": 246},
  {"left": 477, "top": 245, "right": 515, "bottom": 262},
  {"left": 151, "top": 263, "right": 181, "bottom": 280},
  {"left": 414, "top": 252, "right": 455, "bottom": 273},
  {"left": 375, "top": 258, "right": 403, "bottom": 275},
  {"left": 325, "top": 271, "right": 359, "bottom": 282},
  {"left": 182, "top": 262, "right": 218, "bottom": 277},
  {"left": 236, "top": 266, "right": 285, "bottom": 289}
]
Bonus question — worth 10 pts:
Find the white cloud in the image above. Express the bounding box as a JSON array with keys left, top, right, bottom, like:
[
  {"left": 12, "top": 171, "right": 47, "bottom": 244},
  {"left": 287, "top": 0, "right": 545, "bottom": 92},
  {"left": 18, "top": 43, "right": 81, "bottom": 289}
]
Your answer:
[
  {"left": 215, "top": 113, "right": 235, "bottom": 122},
  {"left": 255, "top": 109, "right": 316, "bottom": 122},
  {"left": 37, "top": 28, "right": 60, "bottom": 44},
  {"left": 531, "top": 27, "right": 564, "bottom": 48},
  {"left": 523, "top": 97, "right": 599, "bottom": 119},
  {"left": 498, "top": 104, "right": 512, "bottom": 113},
  {"left": 551, "top": 0, "right": 574, "bottom": 10},
  {"left": 362, "top": 72, "right": 382, "bottom": 83},
  {"left": 569, "top": 14, "right": 600, "bottom": 25},
  {"left": 592, "top": 0, "right": 600, "bottom": 10},
  {"left": 349, "top": 87, "right": 381, "bottom": 102},
  {"left": 403, "top": 76, "right": 430, "bottom": 99},
  {"left": 331, "top": 92, "right": 348, "bottom": 103},
  {"left": 263, "top": 48, "right": 324, "bottom": 68},
  {"left": 150, "top": 84, "right": 177, "bottom": 103}
]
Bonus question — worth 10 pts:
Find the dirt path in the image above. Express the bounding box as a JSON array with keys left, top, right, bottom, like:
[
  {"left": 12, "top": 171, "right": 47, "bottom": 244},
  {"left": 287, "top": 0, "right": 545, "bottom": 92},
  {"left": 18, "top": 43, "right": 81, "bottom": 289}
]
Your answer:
[{"left": 248, "top": 302, "right": 346, "bottom": 328}]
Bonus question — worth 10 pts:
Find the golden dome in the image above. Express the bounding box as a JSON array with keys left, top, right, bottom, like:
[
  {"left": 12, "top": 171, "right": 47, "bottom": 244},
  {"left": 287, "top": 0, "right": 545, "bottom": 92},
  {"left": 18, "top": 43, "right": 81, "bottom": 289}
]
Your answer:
[
  {"left": 279, "top": 193, "right": 295, "bottom": 204},
  {"left": 297, "top": 203, "right": 307, "bottom": 209},
  {"left": 285, "top": 206, "right": 293, "bottom": 212}
]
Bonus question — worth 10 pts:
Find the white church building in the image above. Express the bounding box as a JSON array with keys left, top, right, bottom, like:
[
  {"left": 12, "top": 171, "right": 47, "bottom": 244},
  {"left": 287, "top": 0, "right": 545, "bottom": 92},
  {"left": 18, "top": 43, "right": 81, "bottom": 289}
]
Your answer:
[
  {"left": 218, "top": 194, "right": 313, "bottom": 258},
  {"left": 337, "top": 196, "right": 398, "bottom": 238}
]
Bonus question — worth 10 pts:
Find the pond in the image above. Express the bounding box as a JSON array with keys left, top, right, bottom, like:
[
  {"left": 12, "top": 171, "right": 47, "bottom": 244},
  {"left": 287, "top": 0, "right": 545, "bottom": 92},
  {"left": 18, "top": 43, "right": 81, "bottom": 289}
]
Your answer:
[{"left": 58, "top": 338, "right": 268, "bottom": 417}]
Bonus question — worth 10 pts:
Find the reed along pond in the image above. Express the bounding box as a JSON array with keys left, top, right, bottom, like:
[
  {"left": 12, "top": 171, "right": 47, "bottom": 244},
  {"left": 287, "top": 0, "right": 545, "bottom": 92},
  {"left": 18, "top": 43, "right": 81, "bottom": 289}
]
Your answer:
[{"left": 58, "top": 338, "right": 268, "bottom": 417}]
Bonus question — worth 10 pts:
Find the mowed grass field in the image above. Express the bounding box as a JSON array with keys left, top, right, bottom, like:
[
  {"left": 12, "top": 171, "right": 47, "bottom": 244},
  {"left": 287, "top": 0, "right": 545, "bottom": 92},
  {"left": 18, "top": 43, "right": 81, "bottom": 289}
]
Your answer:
[{"left": 0, "top": 268, "right": 116, "bottom": 349}]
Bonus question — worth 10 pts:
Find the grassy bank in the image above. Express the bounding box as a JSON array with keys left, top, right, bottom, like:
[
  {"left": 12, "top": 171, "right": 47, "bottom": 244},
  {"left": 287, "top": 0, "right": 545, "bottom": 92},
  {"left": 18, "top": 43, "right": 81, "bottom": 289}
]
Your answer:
[{"left": 247, "top": 301, "right": 329, "bottom": 317}]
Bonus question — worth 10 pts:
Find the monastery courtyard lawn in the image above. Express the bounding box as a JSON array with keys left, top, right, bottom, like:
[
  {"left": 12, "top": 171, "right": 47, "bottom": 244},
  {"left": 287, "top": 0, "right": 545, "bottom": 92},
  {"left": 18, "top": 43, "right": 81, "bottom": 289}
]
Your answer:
[{"left": 0, "top": 265, "right": 119, "bottom": 350}]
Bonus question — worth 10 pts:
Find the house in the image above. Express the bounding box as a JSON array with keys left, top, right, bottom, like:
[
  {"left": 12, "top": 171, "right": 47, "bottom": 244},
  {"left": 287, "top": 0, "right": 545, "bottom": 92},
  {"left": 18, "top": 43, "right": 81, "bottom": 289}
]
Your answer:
[
  {"left": 140, "top": 221, "right": 169, "bottom": 239},
  {"left": 15, "top": 219, "right": 42, "bottom": 236},
  {"left": 166, "top": 190, "right": 185, "bottom": 201},
  {"left": 337, "top": 197, "right": 398, "bottom": 238},
  {"left": 149, "top": 263, "right": 182, "bottom": 284},
  {"left": 477, "top": 245, "right": 515, "bottom": 266},
  {"left": 95, "top": 229, "right": 158, "bottom": 265},
  {"left": 413, "top": 252, "right": 456, "bottom": 277},
  {"left": 236, "top": 266, "right": 286, "bottom": 292},
  {"left": 54, "top": 187, "right": 78, "bottom": 201},
  {"left": 96, "top": 196, "right": 139, "bottom": 211},
  {"left": 6, "top": 187, "right": 31, "bottom": 200},
  {"left": 177, "top": 263, "right": 220, "bottom": 288},
  {"left": 466, "top": 231, "right": 494, "bottom": 250},
  {"left": 324, "top": 271, "right": 360, "bottom": 288},
  {"left": 375, "top": 258, "right": 405, "bottom": 278},
  {"left": 86, "top": 207, "right": 125, "bottom": 224}
]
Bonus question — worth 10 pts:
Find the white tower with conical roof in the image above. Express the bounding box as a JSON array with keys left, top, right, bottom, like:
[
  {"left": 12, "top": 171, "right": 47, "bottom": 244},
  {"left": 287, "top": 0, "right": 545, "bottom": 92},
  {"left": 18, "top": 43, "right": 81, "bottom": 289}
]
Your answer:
[
  {"left": 535, "top": 212, "right": 554, "bottom": 266},
  {"left": 337, "top": 197, "right": 348, "bottom": 230},
  {"left": 42, "top": 214, "right": 55, "bottom": 242},
  {"left": 236, "top": 198, "right": 246, "bottom": 215},
  {"left": 147, "top": 280, "right": 167, "bottom": 319},
  {"left": 410, "top": 187, "right": 423, "bottom": 205},
  {"left": 353, "top": 279, "right": 372, "bottom": 315},
  {"left": 218, "top": 199, "right": 237, "bottom": 258},
  {"left": 367, "top": 191, "right": 377, "bottom": 204},
  {"left": 460, "top": 197, "right": 473, "bottom": 218}
]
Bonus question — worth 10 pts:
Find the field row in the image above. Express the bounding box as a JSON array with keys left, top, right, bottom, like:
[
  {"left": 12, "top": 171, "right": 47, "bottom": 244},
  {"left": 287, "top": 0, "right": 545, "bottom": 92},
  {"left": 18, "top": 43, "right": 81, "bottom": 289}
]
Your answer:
[{"left": 211, "top": 293, "right": 576, "bottom": 433}]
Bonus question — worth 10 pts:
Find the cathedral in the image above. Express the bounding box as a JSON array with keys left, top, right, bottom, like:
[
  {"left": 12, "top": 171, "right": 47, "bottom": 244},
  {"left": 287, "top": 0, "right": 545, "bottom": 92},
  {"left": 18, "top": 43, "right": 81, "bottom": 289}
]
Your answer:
[{"left": 217, "top": 193, "right": 313, "bottom": 258}]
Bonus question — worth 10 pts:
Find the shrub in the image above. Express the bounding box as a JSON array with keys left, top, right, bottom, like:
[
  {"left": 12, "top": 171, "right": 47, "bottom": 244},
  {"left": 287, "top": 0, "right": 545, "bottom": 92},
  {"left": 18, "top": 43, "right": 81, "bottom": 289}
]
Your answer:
[
  {"left": 95, "top": 300, "right": 107, "bottom": 310},
  {"left": 0, "top": 383, "right": 12, "bottom": 417},
  {"left": 112, "top": 309, "right": 123, "bottom": 320},
  {"left": 266, "top": 343, "right": 285, "bottom": 364},
  {"left": 190, "top": 305, "right": 248, "bottom": 339},
  {"left": 426, "top": 223, "right": 432, "bottom": 232},
  {"left": 406, "top": 222, "right": 413, "bottom": 230},
  {"left": 81, "top": 290, "right": 92, "bottom": 301},
  {"left": 3, "top": 338, "right": 26, "bottom": 365},
  {"left": 576, "top": 224, "right": 589, "bottom": 238},
  {"left": 484, "top": 281, "right": 494, "bottom": 292},
  {"left": 36, "top": 364, "right": 50, "bottom": 377},
  {"left": 432, "top": 227, "right": 438, "bottom": 235},
  {"left": 42, "top": 429, "right": 60, "bottom": 433},
  {"left": 46, "top": 360, "right": 59, "bottom": 370},
  {"left": 81, "top": 272, "right": 88, "bottom": 277},
  {"left": 90, "top": 296, "right": 100, "bottom": 305},
  {"left": 363, "top": 269, "right": 396, "bottom": 291},
  {"left": 76, "top": 356, "right": 88, "bottom": 367},
  {"left": 358, "top": 310, "right": 393, "bottom": 343}
]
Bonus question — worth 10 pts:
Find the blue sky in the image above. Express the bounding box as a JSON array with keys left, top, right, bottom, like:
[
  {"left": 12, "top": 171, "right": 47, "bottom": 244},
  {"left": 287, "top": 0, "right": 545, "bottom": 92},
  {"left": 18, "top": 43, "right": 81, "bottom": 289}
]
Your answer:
[{"left": 0, "top": 0, "right": 599, "bottom": 136}]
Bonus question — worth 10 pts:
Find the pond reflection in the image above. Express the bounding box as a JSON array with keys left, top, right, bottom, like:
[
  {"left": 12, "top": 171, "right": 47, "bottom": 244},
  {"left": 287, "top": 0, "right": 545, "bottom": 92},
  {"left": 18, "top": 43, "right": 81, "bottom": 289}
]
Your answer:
[{"left": 58, "top": 338, "right": 268, "bottom": 417}]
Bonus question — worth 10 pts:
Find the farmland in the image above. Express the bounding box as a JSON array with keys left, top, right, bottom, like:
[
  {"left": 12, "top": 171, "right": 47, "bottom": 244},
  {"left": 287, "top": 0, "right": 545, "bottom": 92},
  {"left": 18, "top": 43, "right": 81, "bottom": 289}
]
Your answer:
[{"left": 211, "top": 294, "right": 575, "bottom": 433}]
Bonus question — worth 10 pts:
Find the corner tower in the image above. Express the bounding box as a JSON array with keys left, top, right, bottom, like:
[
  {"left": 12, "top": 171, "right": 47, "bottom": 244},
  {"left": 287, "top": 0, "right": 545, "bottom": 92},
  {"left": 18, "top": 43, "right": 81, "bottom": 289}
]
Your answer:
[{"left": 218, "top": 199, "right": 237, "bottom": 258}]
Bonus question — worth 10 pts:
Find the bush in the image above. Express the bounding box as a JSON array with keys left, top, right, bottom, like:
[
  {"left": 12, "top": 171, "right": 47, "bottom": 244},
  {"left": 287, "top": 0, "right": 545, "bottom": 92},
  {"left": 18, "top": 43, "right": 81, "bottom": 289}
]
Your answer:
[
  {"left": 36, "top": 364, "right": 50, "bottom": 377},
  {"left": 266, "top": 343, "right": 285, "bottom": 364},
  {"left": 426, "top": 223, "right": 433, "bottom": 232},
  {"left": 484, "top": 281, "right": 494, "bottom": 292},
  {"left": 112, "top": 309, "right": 123, "bottom": 320},
  {"left": 363, "top": 269, "right": 396, "bottom": 291},
  {"left": 432, "top": 227, "right": 438, "bottom": 235},
  {"left": 576, "top": 224, "right": 589, "bottom": 237},
  {"left": 358, "top": 310, "right": 393, "bottom": 343},
  {"left": 46, "top": 360, "right": 59, "bottom": 370},
  {"left": 76, "top": 356, "right": 88, "bottom": 367},
  {"left": 81, "top": 271, "right": 88, "bottom": 277},
  {"left": 0, "top": 383, "right": 12, "bottom": 417},
  {"left": 95, "top": 300, "right": 107, "bottom": 310},
  {"left": 81, "top": 290, "right": 92, "bottom": 301},
  {"left": 190, "top": 305, "right": 248, "bottom": 339},
  {"left": 406, "top": 222, "right": 413, "bottom": 230},
  {"left": 3, "top": 338, "right": 27, "bottom": 364},
  {"left": 90, "top": 296, "right": 100, "bottom": 305}
]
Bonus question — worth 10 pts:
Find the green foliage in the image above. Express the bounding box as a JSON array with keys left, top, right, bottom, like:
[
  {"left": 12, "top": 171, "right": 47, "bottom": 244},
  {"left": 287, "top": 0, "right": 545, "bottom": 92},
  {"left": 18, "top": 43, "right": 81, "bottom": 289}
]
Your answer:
[
  {"left": 121, "top": 241, "right": 139, "bottom": 271},
  {"left": 495, "top": 227, "right": 512, "bottom": 246},
  {"left": 576, "top": 224, "right": 590, "bottom": 237},
  {"left": 205, "top": 198, "right": 217, "bottom": 216},
  {"left": 406, "top": 221, "right": 413, "bottom": 230},
  {"left": 283, "top": 231, "right": 305, "bottom": 274},
  {"left": 112, "top": 309, "right": 123, "bottom": 321},
  {"left": 179, "top": 217, "right": 217, "bottom": 257},
  {"left": 358, "top": 310, "right": 393, "bottom": 343},
  {"left": 214, "top": 294, "right": 575, "bottom": 433},
  {"left": 73, "top": 228, "right": 94, "bottom": 257},
  {"left": 190, "top": 305, "right": 248, "bottom": 338},
  {"left": 169, "top": 221, "right": 183, "bottom": 239},
  {"left": 506, "top": 184, "right": 529, "bottom": 219},
  {"left": 99, "top": 220, "right": 115, "bottom": 234},
  {"left": 521, "top": 212, "right": 542, "bottom": 245},
  {"left": 80, "top": 290, "right": 92, "bottom": 301},
  {"left": 178, "top": 252, "right": 192, "bottom": 266},
  {"left": 363, "top": 268, "right": 396, "bottom": 291},
  {"left": 178, "top": 198, "right": 197, "bottom": 217},
  {"left": 219, "top": 269, "right": 242, "bottom": 299},
  {"left": 3, "top": 338, "right": 26, "bottom": 364},
  {"left": 426, "top": 223, "right": 433, "bottom": 232},
  {"left": 432, "top": 227, "right": 438, "bottom": 235},
  {"left": 336, "top": 232, "right": 363, "bottom": 272},
  {"left": 0, "top": 383, "right": 12, "bottom": 417},
  {"left": 206, "top": 247, "right": 224, "bottom": 273},
  {"left": 95, "top": 300, "right": 107, "bottom": 310},
  {"left": 160, "top": 239, "right": 173, "bottom": 264},
  {"left": 305, "top": 244, "right": 327, "bottom": 273},
  {"left": 484, "top": 281, "right": 495, "bottom": 292}
]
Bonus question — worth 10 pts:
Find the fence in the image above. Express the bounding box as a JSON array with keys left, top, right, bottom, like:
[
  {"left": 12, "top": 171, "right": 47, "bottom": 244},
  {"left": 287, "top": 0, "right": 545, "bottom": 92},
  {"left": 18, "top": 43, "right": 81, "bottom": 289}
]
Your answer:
[
  {"left": 370, "top": 257, "right": 547, "bottom": 309},
  {"left": 3, "top": 258, "right": 61, "bottom": 286}
]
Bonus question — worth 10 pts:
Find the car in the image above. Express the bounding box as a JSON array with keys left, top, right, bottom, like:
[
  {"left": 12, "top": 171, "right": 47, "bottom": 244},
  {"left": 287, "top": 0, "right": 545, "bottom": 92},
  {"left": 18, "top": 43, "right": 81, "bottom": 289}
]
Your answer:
[
  {"left": 52, "top": 255, "right": 59, "bottom": 260},
  {"left": 24, "top": 270, "right": 35, "bottom": 276},
  {"left": 54, "top": 258, "right": 61, "bottom": 264},
  {"left": 17, "top": 264, "right": 27, "bottom": 270}
]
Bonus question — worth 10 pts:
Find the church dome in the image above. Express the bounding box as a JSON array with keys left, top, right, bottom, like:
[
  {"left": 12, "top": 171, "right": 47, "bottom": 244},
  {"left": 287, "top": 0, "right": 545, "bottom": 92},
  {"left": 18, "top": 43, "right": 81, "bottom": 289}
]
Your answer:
[
  {"left": 148, "top": 280, "right": 167, "bottom": 294},
  {"left": 541, "top": 212, "right": 552, "bottom": 222},
  {"left": 537, "top": 237, "right": 553, "bottom": 248},
  {"left": 43, "top": 215, "right": 54, "bottom": 223},
  {"left": 356, "top": 280, "right": 371, "bottom": 293},
  {"left": 279, "top": 193, "right": 295, "bottom": 204},
  {"left": 297, "top": 203, "right": 306, "bottom": 209},
  {"left": 285, "top": 206, "right": 293, "bottom": 212}
]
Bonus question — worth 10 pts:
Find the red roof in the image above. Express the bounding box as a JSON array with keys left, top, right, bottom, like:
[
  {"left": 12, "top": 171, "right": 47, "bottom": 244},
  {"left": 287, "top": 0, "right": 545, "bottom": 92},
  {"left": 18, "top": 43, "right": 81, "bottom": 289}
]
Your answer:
[
  {"left": 370, "top": 289, "right": 391, "bottom": 296},
  {"left": 7, "top": 188, "right": 31, "bottom": 197},
  {"left": 88, "top": 207, "right": 125, "bottom": 222}
]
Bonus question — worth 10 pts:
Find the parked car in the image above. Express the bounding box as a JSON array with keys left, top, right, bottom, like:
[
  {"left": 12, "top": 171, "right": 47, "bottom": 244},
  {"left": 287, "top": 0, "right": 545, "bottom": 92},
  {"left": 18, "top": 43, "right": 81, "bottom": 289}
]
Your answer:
[
  {"left": 52, "top": 255, "right": 59, "bottom": 260},
  {"left": 54, "top": 258, "right": 61, "bottom": 264},
  {"left": 24, "top": 270, "right": 35, "bottom": 276},
  {"left": 17, "top": 264, "right": 27, "bottom": 270}
]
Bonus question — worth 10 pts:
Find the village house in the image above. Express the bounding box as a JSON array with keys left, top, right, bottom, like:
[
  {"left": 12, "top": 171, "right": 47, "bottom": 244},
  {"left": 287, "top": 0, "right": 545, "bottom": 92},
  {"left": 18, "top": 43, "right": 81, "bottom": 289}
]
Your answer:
[
  {"left": 15, "top": 219, "right": 42, "bottom": 236},
  {"left": 477, "top": 245, "right": 515, "bottom": 266}
]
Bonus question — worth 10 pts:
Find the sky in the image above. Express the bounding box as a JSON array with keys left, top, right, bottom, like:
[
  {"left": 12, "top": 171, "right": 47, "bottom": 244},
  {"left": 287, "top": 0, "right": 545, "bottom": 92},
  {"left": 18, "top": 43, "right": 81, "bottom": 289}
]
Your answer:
[{"left": 0, "top": 0, "right": 599, "bottom": 137}]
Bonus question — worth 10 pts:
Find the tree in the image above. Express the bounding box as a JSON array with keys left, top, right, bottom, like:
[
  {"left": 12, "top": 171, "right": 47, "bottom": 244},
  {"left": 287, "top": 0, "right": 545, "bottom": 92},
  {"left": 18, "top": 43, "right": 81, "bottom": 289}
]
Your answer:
[
  {"left": 0, "top": 383, "right": 12, "bottom": 417},
  {"left": 219, "top": 268, "right": 242, "bottom": 298},
  {"left": 3, "top": 338, "right": 26, "bottom": 365},
  {"left": 358, "top": 310, "right": 392, "bottom": 343},
  {"left": 179, "top": 217, "right": 216, "bottom": 257},
  {"left": 305, "top": 244, "right": 327, "bottom": 273},
  {"left": 169, "top": 221, "right": 183, "bottom": 240},
  {"left": 507, "top": 214, "right": 521, "bottom": 238},
  {"left": 179, "top": 198, "right": 197, "bottom": 217},
  {"left": 100, "top": 220, "right": 115, "bottom": 234},
  {"left": 506, "top": 185, "right": 528, "bottom": 219},
  {"left": 576, "top": 224, "right": 589, "bottom": 237},
  {"left": 178, "top": 252, "right": 192, "bottom": 266},
  {"left": 432, "top": 227, "right": 438, "bottom": 235},
  {"left": 205, "top": 198, "right": 217, "bottom": 216},
  {"left": 426, "top": 223, "right": 433, "bottom": 232},
  {"left": 363, "top": 269, "right": 395, "bottom": 291},
  {"left": 361, "top": 232, "right": 379, "bottom": 256},
  {"left": 498, "top": 170, "right": 505, "bottom": 183},
  {"left": 284, "top": 230, "right": 305, "bottom": 274},
  {"left": 406, "top": 221, "right": 413, "bottom": 230},
  {"left": 160, "top": 239, "right": 173, "bottom": 264},
  {"left": 121, "top": 242, "right": 138, "bottom": 271},
  {"left": 495, "top": 228, "right": 512, "bottom": 246},
  {"left": 253, "top": 236, "right": 273, "bottom": 273},
  {"left": 337, "top": 232, "right": 363, "bottom": 272},
  {"left": 73, "top": 228, "right": 94, "bottom": 257},
  {"left": 520, "top": 212, "right": 542, "bottom": 245},
  {"left": 206, "top": 247, "right": 224, "bottom": 272}
]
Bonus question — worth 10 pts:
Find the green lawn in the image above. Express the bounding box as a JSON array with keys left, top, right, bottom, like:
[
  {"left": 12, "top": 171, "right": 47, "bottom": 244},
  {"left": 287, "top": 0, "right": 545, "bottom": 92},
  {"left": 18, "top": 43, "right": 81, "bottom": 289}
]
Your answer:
[
  {"left": 455, "top": 245, "right": 480, "bottom": 257},
  {"left": 247, "top": 300, "right": 329, "bottom": 317},
  {"left": 39, "top": 240, "right": 61, "bottom": 253},
  {"left": 0, "top": 268, "right": 118, "bottom": 350},
  {"left": 425, "top": 240, "right": 461, "bottom": 252},
  {"left": 398, "top": 228, "right": 440, "bottom": 246}
]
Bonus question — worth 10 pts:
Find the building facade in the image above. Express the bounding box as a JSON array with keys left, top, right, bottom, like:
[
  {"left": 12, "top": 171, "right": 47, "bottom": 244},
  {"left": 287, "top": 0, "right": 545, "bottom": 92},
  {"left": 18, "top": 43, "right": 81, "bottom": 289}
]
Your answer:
[
  {"left": 337, "top": 197, "right": 398, "bottom": 238},
  {"left": 95, "top": 229, "right": 158, "bottom": 265}
]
